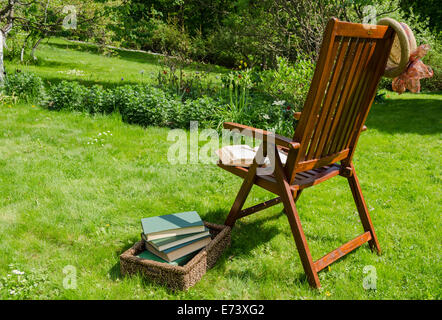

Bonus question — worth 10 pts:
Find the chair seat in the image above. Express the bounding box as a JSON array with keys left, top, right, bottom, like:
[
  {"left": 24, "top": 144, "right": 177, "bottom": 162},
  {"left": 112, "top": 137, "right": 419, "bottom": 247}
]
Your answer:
[{"left": 218, "top": 162, "right": 341, "bottom": 194}]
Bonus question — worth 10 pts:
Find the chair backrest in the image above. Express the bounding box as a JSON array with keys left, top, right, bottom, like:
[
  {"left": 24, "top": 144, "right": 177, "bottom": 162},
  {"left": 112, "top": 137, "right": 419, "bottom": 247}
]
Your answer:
[{"left": 285, "top": 18, "right": 395, "bottom": 183}]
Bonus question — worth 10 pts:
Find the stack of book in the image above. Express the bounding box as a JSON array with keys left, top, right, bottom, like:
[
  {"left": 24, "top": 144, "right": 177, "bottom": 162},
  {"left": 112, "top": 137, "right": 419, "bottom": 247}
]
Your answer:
[{"left": 138, "top": 211, "right": 211, "bottom": 266}]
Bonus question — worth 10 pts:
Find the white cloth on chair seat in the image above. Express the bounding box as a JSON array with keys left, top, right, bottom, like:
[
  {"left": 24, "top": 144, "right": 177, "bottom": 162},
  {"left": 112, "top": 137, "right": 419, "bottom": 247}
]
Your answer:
[{"left": 216, "top": 145, "right": 287, "bottom": 167}]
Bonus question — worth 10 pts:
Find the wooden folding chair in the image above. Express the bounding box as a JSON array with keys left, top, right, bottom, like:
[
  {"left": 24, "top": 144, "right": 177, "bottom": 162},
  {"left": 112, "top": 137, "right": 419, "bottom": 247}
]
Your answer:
[{"left": 218, "top": 18, "right": 395, "bottom": 288}]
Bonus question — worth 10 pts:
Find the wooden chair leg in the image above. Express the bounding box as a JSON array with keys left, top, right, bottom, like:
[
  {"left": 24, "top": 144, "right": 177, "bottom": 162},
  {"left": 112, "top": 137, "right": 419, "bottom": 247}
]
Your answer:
[
  {"left": 282, "top": 195, "right": 321, "bottom": 288},
  {"left": 347, "top": 163, "right": 381, "bottom": 254},
  {"left": 282, "top": 190, "right": 302, "bottom": 216},
  {"left": 224, "top": 162, "right": 258, "bottom": 227},
  {"left": 294, "top": 189, "right": 303, "bottom": 203},
  {"left": 273, "top": 148, "right": 321, "bottom": 288}
]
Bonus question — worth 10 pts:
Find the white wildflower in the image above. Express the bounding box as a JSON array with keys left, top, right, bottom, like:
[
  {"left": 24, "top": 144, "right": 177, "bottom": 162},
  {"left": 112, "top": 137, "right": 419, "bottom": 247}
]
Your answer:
[
  {"left": 272, "top": 100, "right": 286, "bottom": 106},
  {"left": 9, "top": 290, "right": 16, "bottom": 295},
  {"left": 12, "top": 270, "right": 24, "bottom": 275},
  {"left": 263, "top": 114, "right": 270, "bottom": 120},
  {"left": 57, "top": 69, "right": 85, "bottom": 77}
]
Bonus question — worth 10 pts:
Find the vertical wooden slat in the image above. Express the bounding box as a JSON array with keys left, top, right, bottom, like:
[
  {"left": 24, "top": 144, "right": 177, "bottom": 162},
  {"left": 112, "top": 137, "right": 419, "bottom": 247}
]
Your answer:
[
  {"left": 340, "top": 42, "right": 378, "bottom": 150},
  {"left": 318, "top": 38, "right": 360, "bottom": 157},
  {"left": 324, "top": 39, "right": 371, "bottom": 155},
  {"left": 343, "top": 28, "right": 395, "bottom": 162},
  {"left": 328, "top": 39, "right": 374, "bottom": 154},
  {"left": 307, "top": 37, "right": 351, "bottom": 160},
  {"left": 286, "top": 18, "right": 339, "bottom": 183},
  {"left": 333, "top": 40, "right": 377, "bottom": 152},
  {"left": 315, "top": 38, "right": 358, "bottom": 158},
  {"left": 302, "top": 35, "right": 342, "bottom": 161}
]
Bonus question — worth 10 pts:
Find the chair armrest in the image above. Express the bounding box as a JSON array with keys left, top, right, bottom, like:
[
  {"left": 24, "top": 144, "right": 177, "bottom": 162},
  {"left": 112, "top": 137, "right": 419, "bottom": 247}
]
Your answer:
[{"left": 223, "top": 122, "right": 300, "bottom": 150}]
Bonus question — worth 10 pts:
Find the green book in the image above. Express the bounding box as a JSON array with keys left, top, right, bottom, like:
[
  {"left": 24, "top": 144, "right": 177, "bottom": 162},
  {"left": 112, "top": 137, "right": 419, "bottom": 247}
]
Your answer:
[
  {"left": 145, "top": 236, "right": 211, "bottom": 262},
  {"left": 141, "top": 211, "right": 205, "bottom": 241},
  {"left": 143, "top": 227, "right": 210, "bottom": 251},
  {"left": 136, "top": 250, "right": 197, "bottom": 266}
]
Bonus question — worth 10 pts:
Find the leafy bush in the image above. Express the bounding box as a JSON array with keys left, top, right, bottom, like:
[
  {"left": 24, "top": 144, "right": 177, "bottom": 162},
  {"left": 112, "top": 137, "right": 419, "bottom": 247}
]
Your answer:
[
  {"left": 181, "top": 95, "right": 223, "bottom": 129},
  {"left": 82, "top": 85, "right": 121, "bottom": 114},
  {"left": 254, "top": 56, "right": 315, "bottom": 112},
  {"left": 148, "top": 18, "right": 192, "bottom": 56},
  {"left": 119, "top": 85, "right": 170, "bottom": 127},
  {"left": 421, "top": 38, "right": 442, "bottom": 91},
  {"left": 36, "top": 66, "right": 306, "bottom": 136},
  {"left": 3, "top": 71, "right": 45, "bottom": 102},
  {"left": 46, "top": 81, "right": 87, "bottom": 111}
]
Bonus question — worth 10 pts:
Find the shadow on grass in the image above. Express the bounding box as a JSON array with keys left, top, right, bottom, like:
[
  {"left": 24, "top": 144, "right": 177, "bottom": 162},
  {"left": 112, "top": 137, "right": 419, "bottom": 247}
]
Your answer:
[
  {"left": 205, "top": 208, "right": 283, "bottom": 259},
  {"left": 47, "top": 41, "right": 162, "bottom": 65},
  {"left": 46, "top": 41, "right": 229, "bottom": 74},
  {"left": 37, "top": 75, "right": 150, "bottom": 89},
  {"left": 207, "top": 208, "right": 314, "bottom": 286},
  {"left": 108, "top": 236, "right": 140, "bottom": 281},
  {"left": 367, "top": 94, "right": 442, "bottom": 135}
]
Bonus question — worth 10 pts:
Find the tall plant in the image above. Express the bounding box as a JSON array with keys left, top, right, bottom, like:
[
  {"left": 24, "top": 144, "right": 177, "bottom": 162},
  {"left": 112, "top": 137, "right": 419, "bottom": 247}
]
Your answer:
[{"left": 223, "top": 67, "right": 253, "bottom": 124}]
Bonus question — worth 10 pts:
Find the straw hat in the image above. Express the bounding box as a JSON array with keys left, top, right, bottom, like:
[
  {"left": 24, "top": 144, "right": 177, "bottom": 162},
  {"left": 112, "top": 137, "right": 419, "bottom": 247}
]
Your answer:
[{"left": 378, "top": 18, "right": 417, "bottom": 78}]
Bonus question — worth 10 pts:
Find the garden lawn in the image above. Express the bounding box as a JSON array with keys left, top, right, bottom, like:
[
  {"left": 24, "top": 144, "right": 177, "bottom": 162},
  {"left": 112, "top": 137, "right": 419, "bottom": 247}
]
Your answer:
[
  {"left": 6, "top": 38, "right": 227, "bottom": 88},
  {"left": 0, "top": 91, "right": 440, "bottom": 299}
]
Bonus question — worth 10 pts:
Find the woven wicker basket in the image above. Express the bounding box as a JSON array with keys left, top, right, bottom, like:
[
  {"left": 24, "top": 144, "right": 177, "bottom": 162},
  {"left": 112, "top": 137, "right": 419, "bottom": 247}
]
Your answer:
[{"left": 120, "top": 222, "right": 231, "bottom": 291}]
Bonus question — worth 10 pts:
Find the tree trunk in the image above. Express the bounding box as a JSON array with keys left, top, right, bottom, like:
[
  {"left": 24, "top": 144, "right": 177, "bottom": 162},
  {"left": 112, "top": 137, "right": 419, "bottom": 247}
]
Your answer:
[
  {"left": 0, "top": 31, "right": 5, "bottom": 84},
  {"left": 31, "top": 37, "right": 43, "bottom": 61},
  {"left": 20, "top": 33, "right": 31, "bottom": 63}
]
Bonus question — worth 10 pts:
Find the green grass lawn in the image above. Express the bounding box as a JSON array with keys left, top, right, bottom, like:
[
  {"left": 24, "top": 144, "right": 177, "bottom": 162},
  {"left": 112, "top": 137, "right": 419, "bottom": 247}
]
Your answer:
[
  {"left": 0, "top": 91, "right": 440, "bottom": 299},
  {"left": 6, "top": 38, "right": 227, "bottom": 88}
]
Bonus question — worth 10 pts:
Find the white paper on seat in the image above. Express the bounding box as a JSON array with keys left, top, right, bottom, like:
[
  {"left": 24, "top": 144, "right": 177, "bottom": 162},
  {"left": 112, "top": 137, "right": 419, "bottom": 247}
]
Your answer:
[{"left": 216, "top": 145, "right": 287, "bottom": 167}]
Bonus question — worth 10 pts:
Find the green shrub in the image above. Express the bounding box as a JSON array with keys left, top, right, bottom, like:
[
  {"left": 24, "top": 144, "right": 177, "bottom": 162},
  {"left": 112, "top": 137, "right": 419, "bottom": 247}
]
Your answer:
[
  {"left": 3, "top": 66, "right": 313, "bottom": 136},
  {"left": 3, "top": 72, "right": 45, "bottom": 102},
  {"left": 142, "top": 86, "right": 171, "bottom": 126},
  {"left": 118, "top": 85, "right": 171, "bottom": 127},
  {"left": 2, "top": 69, "right": 307, "bottom": 137},
  {"left": 46, "top": 81, "right": 87, "bottom": 111},
  {"left": 421, "top": 37, "right": 442, "bottom": 91},
  {"left": 82, "top": 85, "right": 117, "bottom": 114},
  {"left": 254, "top": 56, "right": 315, "bottom": 112},
  {"left": 181, "top": 95, "right": 222, "bottom": 129},
  {"left": 148, "top": 18, "right": 191, "bottom": 56},
  {"left": 112, "top": 85, "right": 140, "bottom": 119},
  {"left": 83, "top": 85, "right": 106, "bottom": 113}
]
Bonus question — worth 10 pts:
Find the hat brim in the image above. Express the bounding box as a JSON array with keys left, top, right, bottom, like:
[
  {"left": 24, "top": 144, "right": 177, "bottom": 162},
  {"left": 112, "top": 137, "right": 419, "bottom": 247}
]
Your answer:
[{"left": 378, "top": 18, "right": 416, "bottom": 78}]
